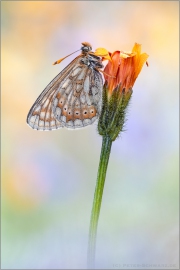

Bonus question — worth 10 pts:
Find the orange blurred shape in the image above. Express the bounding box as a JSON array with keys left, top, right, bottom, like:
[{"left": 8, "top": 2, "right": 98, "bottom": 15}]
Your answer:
[{"left": 2, "top": 165, "right": 50, "bottom": 211}]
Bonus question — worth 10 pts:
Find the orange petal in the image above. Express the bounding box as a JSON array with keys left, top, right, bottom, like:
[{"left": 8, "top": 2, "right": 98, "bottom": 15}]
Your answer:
[
  {"left": 133, "top": 53, "right": 149, "bottom": 80},
  {"left": 94, "top": 48, "right": 112, "bottom": 61},
  {"left": 120, "top": 51, "right": 136, "bottom": 58},
  {"left": 104, "top": 51, "right": 120, "bottom": 92},
  {"left": 132, "top": 43, "right": 142, "bottom": 55},
  {"left": 94, "top": 47, "right": 109, "bottom": 56}
]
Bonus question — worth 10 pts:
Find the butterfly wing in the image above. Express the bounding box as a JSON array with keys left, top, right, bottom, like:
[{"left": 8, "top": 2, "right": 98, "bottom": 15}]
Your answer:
[
  {"left": 26, "top": 56, "right": 81, "bottom": 130},
  {"left": 52, "top": 63, "right": 103, "bottom": 129}
]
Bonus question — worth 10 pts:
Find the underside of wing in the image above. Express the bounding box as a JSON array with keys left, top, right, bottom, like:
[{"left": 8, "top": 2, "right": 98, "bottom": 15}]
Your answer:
[
  {"left": 26, "top": 56, "right": 81, "bottom": 131},
  {"left": 27, "top": 90, "right": 64, "bottom": 131},
  {"left": 52, "top": 64, "right": 103, "bottom": 129}
]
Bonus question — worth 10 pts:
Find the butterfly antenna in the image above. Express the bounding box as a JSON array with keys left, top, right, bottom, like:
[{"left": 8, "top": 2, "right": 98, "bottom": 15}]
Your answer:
[{"left": 53, "top": 49, "right": 81, "bottom": 65}]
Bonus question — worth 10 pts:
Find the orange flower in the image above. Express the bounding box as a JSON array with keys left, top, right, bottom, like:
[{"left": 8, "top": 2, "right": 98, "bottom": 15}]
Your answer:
[
  {"left": 104, "top": 43, "right": 149, "bottom": 93},
  {"left": 94, "top": 47, "right": 111, "bottom": 61}
]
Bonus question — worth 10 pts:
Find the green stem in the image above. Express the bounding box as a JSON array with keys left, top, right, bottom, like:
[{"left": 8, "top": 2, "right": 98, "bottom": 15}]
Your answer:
[{"left": 87, "top": 135, "right": 112, "bottom": 269}]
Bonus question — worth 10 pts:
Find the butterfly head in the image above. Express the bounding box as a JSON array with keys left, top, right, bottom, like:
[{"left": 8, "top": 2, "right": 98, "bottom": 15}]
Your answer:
[{"left": 81, "top": 42, "right": 92, "bottom": 53}]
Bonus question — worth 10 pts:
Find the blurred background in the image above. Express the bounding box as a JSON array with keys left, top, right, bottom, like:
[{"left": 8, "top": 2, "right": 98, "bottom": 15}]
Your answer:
[{"left": 1, "top": 1, "right": 179, "bottom": 269}]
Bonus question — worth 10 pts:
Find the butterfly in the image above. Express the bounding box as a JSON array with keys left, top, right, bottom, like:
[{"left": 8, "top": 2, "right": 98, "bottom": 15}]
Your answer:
[{"left": 26, "top": 42, "right": 105, "bottom": 131}]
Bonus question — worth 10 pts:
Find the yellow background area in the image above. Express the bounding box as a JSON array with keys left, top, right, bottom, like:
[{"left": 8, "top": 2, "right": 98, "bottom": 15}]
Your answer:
[{"left": 1, "top": 1, "right": 179, "bottom": 269}]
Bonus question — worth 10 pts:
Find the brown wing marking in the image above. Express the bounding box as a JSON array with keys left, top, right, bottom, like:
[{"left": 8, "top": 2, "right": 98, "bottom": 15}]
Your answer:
[
  {"left": 26, "top": 56, "right": 81, "bottom": 130},
  {"left": 53, "top": 66, "right": 103, "bottom": 129}
]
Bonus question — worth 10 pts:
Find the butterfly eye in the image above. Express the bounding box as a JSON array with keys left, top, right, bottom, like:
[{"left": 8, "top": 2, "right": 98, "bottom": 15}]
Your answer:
[
  {"left": 81, "top": 45, "right": 92, "bottom": 53},
  {"left": 84, "top": 111, "right": 87, "bottom": 115}
]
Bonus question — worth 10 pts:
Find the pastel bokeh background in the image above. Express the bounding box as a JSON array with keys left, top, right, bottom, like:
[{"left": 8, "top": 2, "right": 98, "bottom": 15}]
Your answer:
[{"left": 1, "top": 1, "right": 179, "bottom": 269}]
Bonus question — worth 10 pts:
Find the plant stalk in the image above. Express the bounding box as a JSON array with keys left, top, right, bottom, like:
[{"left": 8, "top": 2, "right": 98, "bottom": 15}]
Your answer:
[{"left": 87, "top": 135, "right": 112, "bottom": 269}]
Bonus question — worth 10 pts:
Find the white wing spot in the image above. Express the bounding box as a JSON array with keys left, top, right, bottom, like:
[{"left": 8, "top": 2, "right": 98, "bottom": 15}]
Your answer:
[
  {"left": 50, "top": 120, "right": 55, "bottom": 127},
  {"left": 61, "top": 115, "right": 66, "bottom": 123},
  {"left": 34, "top": 105, "right": 41, "bottom": 112},
  {"left": 91, "top": 116, "right": 98, "bottom": 123},
  {"left": 46, "top": 112, "right": 50, "bottom": 119},
  {"left": 42, "top": 99, "right": 50, "bottom": 108},
  {"left": 83, "top": 119, "right": 92, "bottom": 126},
  {"left": 45, "top": 122, "right": 50, "bottom": 127},
  {"left": 77, "top": 69, "right": 86, "bottom": 80},
  {"left": 66, "top": 121, "right": 74, "bottom": 128},
  {"left": 80, "top": 94, "right": 86, "bottom": 104},
  {"left": 62, "top": 79, "right": 71, "bottom": 89},
  {"left": 55, "top": 107, "right": 61, "bottom": 119},
  {"left": 40, "top": 112, "right": 45, "bottom": 119},
  {"left": 84, "top": 76, "right": 90, "bottom": 93},
  {"left": 74, "top": 119, "right": 83, "bottom": 127},
  {"left": 29, "top": 116, "right": 36, "bottom": 123},
  {"left": 39, "top": 120, "right": 45, "bottom": 127},
  {"left": 71, "top": 67, "right": 82, "bottom": 76},
  {"left": 54, "top": 98, "right": 58, "bottom": 107}
]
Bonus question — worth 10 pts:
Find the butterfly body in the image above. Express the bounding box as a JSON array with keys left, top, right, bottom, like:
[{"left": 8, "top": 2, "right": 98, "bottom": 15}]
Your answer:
[{"left": 27, "top": 42, "right": 103, "bottom": 131}]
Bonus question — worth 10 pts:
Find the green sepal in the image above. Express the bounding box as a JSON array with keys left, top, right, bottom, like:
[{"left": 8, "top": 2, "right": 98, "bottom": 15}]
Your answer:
[
  {"left": 98, "top": 85, "right": 133, "bottom": 141},
  {"left": 98, "top": 82, "right": 109, "bottom": 135}
]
